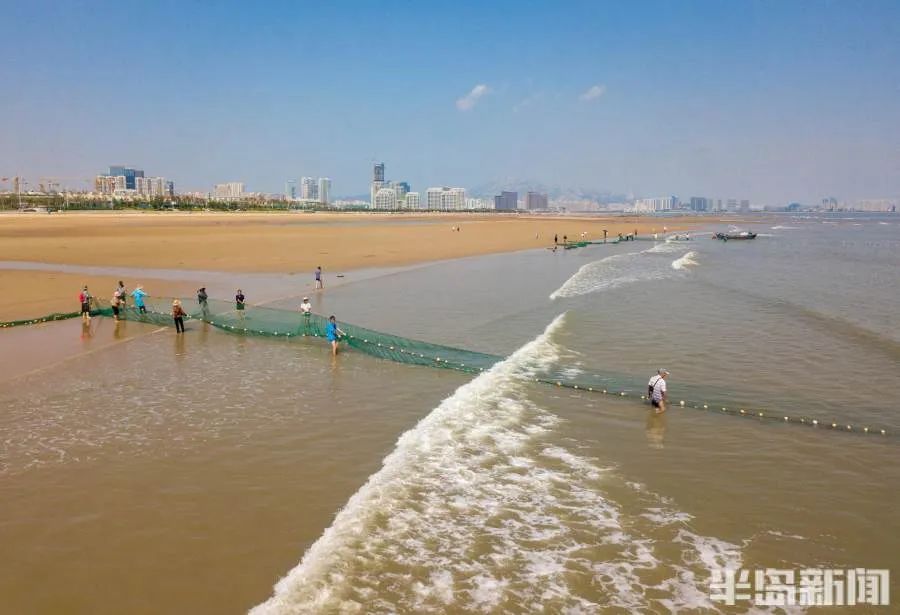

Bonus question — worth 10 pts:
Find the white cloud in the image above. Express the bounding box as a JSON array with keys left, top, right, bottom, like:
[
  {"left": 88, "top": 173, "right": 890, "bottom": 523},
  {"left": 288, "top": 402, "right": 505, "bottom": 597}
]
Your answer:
[
  {"left": 456, "top": 84, "right": 490, "bottom": 111},
  {"left": 579, "top": 84, "right": 606, "bottom": 102}
]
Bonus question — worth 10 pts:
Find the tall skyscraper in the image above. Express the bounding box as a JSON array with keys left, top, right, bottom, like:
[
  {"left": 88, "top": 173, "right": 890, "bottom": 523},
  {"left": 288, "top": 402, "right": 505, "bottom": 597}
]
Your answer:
[
  {"left": 300, "top": 177, "right": 319, "bottom": 200},
  {"left": 525, "top": 191, "right": 548, "bottom": 210},
  {"left": 370, "top": 162, "right": 385, "bottom": 208},
  {"left": 285, "top": 180, "right": 297, "bottom": 200},
  {"left": 395, "top": 181, "right": 410, "bottom": 200},
  {"left": 318, "top": 178, "right": 331, "bottom": 205},
  {"left": 494, "top": 191, "right": 518, "bottom": 211}
]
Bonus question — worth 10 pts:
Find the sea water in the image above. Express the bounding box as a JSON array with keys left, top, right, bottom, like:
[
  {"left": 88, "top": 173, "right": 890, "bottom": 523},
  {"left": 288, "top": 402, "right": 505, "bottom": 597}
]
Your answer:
[{"left": 1, "top": 213, "right": 898, "bottom": 613}]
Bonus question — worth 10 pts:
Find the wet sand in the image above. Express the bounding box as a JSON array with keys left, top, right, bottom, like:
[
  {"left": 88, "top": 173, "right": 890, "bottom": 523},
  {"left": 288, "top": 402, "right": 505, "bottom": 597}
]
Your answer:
[{"left": 0, "top": 212, "right": 711, "bottom": 319}]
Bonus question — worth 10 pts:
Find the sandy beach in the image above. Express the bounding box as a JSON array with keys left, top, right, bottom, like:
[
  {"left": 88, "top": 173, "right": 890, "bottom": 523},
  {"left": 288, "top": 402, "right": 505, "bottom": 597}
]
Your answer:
[{"left": 0, "top": 212, "right": 712, "bottom": 320}]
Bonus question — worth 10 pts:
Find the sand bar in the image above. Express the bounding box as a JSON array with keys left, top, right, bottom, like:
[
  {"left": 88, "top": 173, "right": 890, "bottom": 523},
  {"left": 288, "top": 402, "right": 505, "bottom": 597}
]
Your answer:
[{"left": 0, "top": 212, "right": 713, "bottom": 320}]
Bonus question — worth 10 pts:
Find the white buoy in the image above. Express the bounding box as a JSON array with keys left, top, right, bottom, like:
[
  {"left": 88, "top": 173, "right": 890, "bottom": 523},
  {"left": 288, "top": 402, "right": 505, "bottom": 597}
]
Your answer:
[{"left": 679, "top": 400, "right": 685, "bottom": 406}]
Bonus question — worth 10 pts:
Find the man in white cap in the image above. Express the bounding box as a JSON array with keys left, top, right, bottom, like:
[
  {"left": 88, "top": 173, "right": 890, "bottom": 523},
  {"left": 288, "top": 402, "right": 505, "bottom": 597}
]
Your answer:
[
  {"left": 650, "top": 369, "right": 669, "bottom": 414},
  {"left": 300, "top": 297, "right": 312, "bottom": 316}
]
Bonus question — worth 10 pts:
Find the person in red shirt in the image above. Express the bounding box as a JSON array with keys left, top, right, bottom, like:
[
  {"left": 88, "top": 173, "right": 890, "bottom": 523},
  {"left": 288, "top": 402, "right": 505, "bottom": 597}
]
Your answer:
[{"left": 79, "top": 286, "right": 93, "bottom": 322}]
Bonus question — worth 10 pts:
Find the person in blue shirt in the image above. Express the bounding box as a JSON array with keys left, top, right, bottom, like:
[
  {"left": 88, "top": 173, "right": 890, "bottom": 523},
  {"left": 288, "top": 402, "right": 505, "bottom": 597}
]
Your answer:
[
  {"left": 131, "top": 285, "right": 148, "bottom": 314},
  {"left": 326, "top": 315, "right": 345, "bottom": 356}
]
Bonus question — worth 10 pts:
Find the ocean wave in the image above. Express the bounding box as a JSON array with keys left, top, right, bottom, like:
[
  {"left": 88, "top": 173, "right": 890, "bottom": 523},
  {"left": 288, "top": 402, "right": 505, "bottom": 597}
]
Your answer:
[
  {"left": 550, "top": 244, "right": 689, "bottom": 299},
  {"left": 771, "top": 225, "right": 800, "bottom": 230},
  {"left": 251, "top": 314, "right": 749, "bottom": 614},
  {"left": 671, "top": 251, "right": 699, "bottom": 270}
]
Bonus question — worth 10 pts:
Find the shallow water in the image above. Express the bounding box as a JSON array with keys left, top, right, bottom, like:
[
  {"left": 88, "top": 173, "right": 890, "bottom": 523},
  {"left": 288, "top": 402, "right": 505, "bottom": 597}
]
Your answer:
[{"left": 1, "top": 213, "right": 898, "bottom": 613}]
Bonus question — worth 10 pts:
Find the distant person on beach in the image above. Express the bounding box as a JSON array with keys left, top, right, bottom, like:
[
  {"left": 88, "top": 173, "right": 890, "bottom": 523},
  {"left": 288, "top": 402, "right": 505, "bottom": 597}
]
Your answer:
[
  {"left": 315, "top": 266, "right": 323, "bottom": 290},
  {"left": 131, "top": 286, "right": 147, "bottom": 314},
  {"left": 117, "top": 281, "right": 127, "bottom": 307},
  {"left": 197, "top": 287, "right": 209, "bottom": 317},
  {"left": 563, "top": 234, "right": 567, "bottom": 244},
  {"left": 172, "top": 299, "right": 186, "bottom": 333},
  {"left": 79, "top": 286, "right": 92, "bottom": 321},
  {"left": 554, "top": 234, "right": 558, "bottom": 245},
  {"left": 650, "top": 369, "right": 669, "bottom": 414},
  {"left": 235, "top": 289, "right": 245, "bottom": 318},
  {"left": 326, "top": 315, "right": 345, "bottom": 356}
]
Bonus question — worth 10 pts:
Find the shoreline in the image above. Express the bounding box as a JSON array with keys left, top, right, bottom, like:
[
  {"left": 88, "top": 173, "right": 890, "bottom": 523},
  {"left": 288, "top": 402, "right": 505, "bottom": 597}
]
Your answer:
[{"left": 0, "top": 212, "right": 720, "bottom": 320}]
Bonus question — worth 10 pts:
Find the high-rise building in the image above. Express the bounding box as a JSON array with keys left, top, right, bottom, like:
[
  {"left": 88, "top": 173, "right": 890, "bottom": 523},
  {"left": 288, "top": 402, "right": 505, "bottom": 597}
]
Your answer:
[
  {"left": 739, "top": 199, "right": 751, "bottom": 212},
  {"left": 494, "top": 190, "right": 518, "bottom": 211},
  {"left": 374, "top": 187, "right": 397, "bottom": 209},
  {"left": 108, "top": 166, "right": 144, "bottom": 190},
  {"left": 285, "top": 180, "right": 297, "bottom": 200},
  {"left": 135, "top": 176, "right": 167, "bottom": 197},
  {"left": 213, "top": 182, "right": 245, "bottom": 200},
  {"left": 318, "top": 178, "right": 331, "bottom": 205},
  {"left": 370, "top": 162, "right": 386, "bottom": 208},
  {"left": 633, "top": 196, "right": 677, "bottom": 213},
  {"left": 426, "top": 187, "right": 466, "bottom": 210},
  {"left": 395, "top": 181, "right": 410, "bottom": 200},
  {"left": 405, "top": 192, "right": 420, "bottom": 209},
  {"left": 300, "top": 177, "right": 318, "bottom": 200},
  {"left": 165, "top": 181, "right": 175, "bottom": 197},
  {"left": 525, "top": 191, "right": 548, "bottom": 210},
  {"left": 689, "top": 197, "right": 710, "bottom": 212}
]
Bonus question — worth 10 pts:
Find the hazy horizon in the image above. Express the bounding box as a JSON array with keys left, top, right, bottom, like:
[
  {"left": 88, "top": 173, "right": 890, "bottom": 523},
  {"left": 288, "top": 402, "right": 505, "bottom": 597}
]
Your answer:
[{"left": 2, "top": 1, "right": 898, "bottom": 204}]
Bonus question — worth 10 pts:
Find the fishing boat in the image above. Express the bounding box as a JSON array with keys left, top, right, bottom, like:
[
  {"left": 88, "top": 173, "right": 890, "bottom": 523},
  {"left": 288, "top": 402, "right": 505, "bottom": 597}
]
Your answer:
[{"left": 714, "top": 231, "right": 757, "bottom": 241}]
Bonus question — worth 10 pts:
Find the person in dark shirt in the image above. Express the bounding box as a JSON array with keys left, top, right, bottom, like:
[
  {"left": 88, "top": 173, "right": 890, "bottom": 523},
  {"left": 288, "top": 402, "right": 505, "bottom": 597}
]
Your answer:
[{"left": 235, "top": 289, "right": 245, "bottom": 319}]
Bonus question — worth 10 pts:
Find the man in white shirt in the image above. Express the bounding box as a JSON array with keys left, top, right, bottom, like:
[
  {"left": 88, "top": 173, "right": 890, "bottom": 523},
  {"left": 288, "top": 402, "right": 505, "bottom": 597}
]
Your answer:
[
  {"left": 650, "top": 369, "right": 669, "bottom": 414},
  {"left": 300, "top": 297, "right": 312, "bottom": 315}
]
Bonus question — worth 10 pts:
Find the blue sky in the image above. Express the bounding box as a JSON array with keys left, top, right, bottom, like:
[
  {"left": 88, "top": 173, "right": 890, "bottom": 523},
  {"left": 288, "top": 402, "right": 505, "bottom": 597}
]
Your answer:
[{"left": 1, "top": 0, "right": 898, "bottom": 203}]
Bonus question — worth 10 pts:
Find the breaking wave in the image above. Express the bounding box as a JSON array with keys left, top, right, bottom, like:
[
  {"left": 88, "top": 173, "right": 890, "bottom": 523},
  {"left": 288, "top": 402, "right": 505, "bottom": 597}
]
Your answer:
[
  {"left": 671, "top": 251, "right": 699, "bottom": 270},
  {"left": 252, "top": 314, "right": 747, "bottom": 614},
  {"left": 550, "top": 243, "right": 694, "bottom": 299}
]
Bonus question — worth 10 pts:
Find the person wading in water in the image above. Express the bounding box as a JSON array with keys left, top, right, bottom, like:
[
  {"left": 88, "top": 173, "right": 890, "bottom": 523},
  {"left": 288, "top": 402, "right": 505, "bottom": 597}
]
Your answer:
[{"left": 649, "top": 369, "right": 669, "bottom": 414}]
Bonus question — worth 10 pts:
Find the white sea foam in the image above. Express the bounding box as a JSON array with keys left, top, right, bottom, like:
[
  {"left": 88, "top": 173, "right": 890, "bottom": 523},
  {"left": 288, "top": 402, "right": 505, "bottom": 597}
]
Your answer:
[
  {"left": 771, "top": 225, "right": 800, "bottom": 230},
  {"left": 252, "top": 313, "right": 753, "bottom": 614},
  {"left": 550, "top": 244, "right": 690, "bottom": 299},
  {"left": 671, "top": 251, "right": 699, "bottom": 270}
]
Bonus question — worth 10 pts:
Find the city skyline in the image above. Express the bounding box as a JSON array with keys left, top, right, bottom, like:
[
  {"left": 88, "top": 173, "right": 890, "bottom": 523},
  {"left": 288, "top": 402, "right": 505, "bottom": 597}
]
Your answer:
[{"left": 2, "top": 2, "right": 899, "bottom": 203}]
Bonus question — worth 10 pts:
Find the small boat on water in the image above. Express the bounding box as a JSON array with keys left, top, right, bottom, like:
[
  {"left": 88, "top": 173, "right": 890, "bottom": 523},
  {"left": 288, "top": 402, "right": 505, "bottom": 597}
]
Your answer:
[{"left": 714, "top": 231, "right": 757, "bottom": 241}]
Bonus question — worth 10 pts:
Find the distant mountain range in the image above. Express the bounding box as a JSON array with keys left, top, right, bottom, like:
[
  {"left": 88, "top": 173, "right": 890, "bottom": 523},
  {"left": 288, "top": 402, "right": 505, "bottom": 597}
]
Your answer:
[
  {"left": 467, "top": 179, "right": 627, "bottom": 203},
  {"left": 337, "top": 180, "right": 628, "bottom": 204}
]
